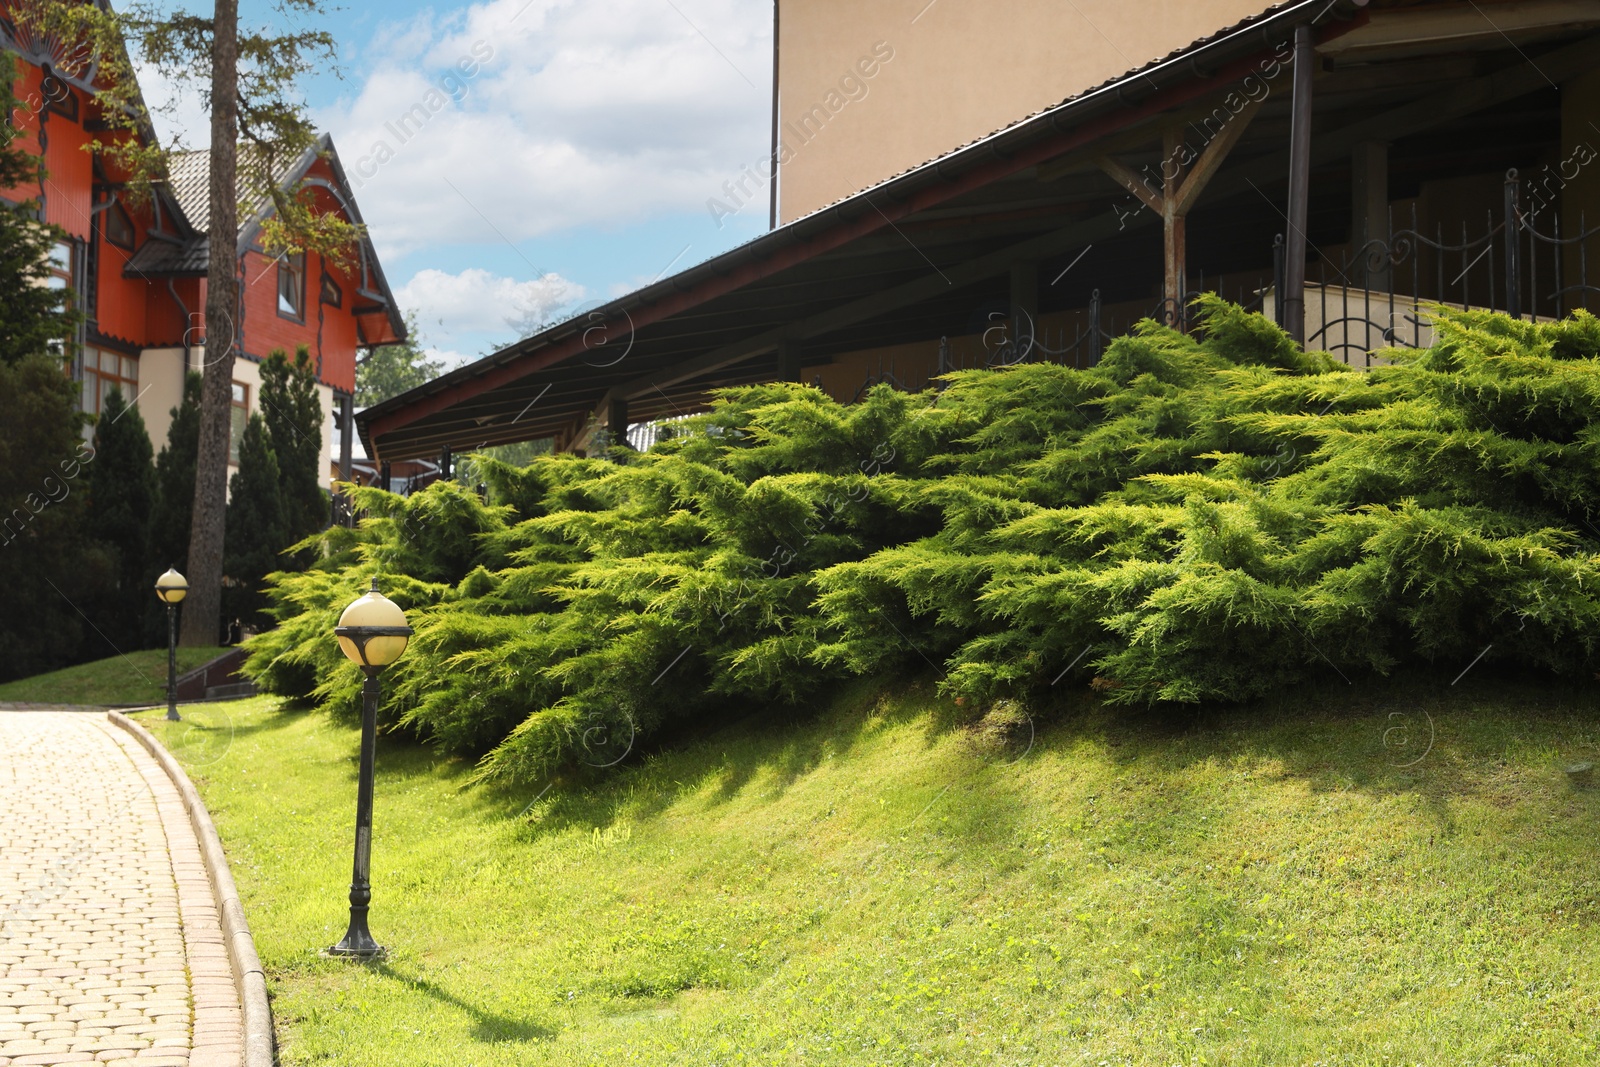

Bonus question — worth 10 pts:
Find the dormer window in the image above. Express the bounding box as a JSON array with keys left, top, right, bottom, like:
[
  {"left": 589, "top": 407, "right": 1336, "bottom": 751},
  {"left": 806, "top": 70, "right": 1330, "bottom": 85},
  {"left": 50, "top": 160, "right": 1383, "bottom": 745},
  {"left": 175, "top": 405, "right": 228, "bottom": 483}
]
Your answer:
[
  {"left": 278, "top": 251, "right": 305, "bottom": 320},
  {"left": 104, "top": 201, "right": 135, "bottom": 250}
]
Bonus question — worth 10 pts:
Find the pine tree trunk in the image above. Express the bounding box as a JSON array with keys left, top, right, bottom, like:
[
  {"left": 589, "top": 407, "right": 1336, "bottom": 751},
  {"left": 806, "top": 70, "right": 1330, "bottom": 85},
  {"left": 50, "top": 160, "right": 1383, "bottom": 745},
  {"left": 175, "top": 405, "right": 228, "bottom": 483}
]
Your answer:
[{"left": 180, "top": 0, "right": 239, "bottom": 647}]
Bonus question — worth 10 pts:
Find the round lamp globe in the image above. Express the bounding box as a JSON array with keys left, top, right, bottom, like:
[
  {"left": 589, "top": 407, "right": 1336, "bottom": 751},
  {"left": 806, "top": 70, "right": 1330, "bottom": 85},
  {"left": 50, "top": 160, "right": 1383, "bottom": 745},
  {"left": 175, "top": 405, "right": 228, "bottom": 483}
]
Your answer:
[
  {"left": 335, "top": 580, "right": 412, "bottom": 667},
  {"left": 155, "top": 568, "right": 188, "bottom": 604}
]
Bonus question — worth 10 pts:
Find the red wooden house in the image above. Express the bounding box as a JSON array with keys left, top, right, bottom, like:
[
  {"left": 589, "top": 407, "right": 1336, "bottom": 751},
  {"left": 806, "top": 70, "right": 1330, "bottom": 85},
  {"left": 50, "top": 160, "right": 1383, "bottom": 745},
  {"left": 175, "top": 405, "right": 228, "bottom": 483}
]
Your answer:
[{"left": 1, "top": 7, "right": 405, "bottom": 488}]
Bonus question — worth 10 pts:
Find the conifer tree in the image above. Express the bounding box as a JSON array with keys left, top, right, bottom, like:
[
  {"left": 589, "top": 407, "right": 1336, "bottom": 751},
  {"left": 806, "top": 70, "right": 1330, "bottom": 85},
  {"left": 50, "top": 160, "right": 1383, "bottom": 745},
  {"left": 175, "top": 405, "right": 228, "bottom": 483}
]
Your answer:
[
  {"left": 223, "top": 414, "right": 287, "bottom": 631},
  {"left": 0, "top": 358, "right": 108, "bottom": 681},
  {"left": 261, "top": 345, "right": 326, "bottom": 550},
  {"left": 146, "top": 374, "right": 203, "bottom": 642},
  {"left": 88, "top": 388, "right": 156, "bottom": 650},
  {"left": 0, "top": 51, "right": 101, "bottom": 680}
]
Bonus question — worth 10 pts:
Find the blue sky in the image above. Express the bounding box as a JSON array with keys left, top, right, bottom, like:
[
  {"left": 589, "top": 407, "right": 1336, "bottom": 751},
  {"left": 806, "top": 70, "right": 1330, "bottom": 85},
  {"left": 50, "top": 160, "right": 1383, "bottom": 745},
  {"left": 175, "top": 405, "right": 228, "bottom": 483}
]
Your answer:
[{"left": 145, "top": 0, "right": 776, "bottom": 366}]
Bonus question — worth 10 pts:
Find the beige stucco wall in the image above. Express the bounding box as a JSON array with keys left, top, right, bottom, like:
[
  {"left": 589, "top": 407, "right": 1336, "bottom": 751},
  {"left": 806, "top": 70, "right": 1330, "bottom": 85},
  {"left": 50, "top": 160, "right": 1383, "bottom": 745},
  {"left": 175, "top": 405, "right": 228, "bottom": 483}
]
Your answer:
[
  {"left": 136, "top": 347, "right": 188, "bottom": 460},
  {"left": 135, "top": 346, "right": 337, "bottom": 493},
  {"left": 775, "top": 0, "right": 1274, "bottom": 221}
]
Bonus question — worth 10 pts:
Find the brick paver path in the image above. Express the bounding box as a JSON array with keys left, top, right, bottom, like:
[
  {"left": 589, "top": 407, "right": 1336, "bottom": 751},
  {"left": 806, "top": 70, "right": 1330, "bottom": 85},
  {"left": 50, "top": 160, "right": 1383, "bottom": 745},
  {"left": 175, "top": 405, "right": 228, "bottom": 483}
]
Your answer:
[{"left": 0, "top": 712, "right": 243, "bottom": 1067}]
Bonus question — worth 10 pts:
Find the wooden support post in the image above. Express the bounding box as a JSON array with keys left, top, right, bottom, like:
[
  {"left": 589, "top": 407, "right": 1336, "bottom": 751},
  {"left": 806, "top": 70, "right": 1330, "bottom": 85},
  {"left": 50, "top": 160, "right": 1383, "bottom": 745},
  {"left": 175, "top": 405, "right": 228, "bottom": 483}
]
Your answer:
[
  {"left": 1284, "top": 23, "right": 1315, "bottom": 345},
  {"left": 338, "top": 391, "right": 353, "bottom": 483},
  {"left": 777, "top": 336, "right": 803, "bottom": 382},
  {"left": 1098, "top": 97, "right": 1264, "bottom": 333},
  {"left": 607, "top": 394, "right": 630, "bottom": 448},
  {"left": 336, "top": 391, "right": 354, "bottom": 526},
  {"left": 1162, "top": 129, "right": 1188, "bottom": 325},
  {"left": 1010, "top": 261, "right": 1038, "bottom": 356},
  {"left": 1352, "top": 140, "right": 1389, "bottom": 287}
]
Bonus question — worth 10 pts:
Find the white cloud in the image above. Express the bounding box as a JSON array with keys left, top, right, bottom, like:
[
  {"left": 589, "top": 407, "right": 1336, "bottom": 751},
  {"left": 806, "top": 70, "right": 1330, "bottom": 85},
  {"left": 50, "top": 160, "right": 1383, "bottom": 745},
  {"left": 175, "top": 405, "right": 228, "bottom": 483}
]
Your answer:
[
  {"left": 318, "top": 0, "right": 773, "bottom": 259},
  {"left": 136, "top": 61, "right": 210, "bottom": 153},
  {"left": 133, "top": 0, "right": 774, "bottom": 363},
  {"left": 395, "top": 266, "right": 586, "bottom": 358}
]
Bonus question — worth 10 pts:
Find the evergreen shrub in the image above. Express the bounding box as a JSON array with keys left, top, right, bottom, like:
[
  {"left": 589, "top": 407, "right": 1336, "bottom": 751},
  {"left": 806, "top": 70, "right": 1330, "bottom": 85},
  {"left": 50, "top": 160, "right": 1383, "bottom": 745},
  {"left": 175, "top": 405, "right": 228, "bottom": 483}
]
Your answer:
[{"left": 243, "top": 298, "right": 1600, "bottom": 779}]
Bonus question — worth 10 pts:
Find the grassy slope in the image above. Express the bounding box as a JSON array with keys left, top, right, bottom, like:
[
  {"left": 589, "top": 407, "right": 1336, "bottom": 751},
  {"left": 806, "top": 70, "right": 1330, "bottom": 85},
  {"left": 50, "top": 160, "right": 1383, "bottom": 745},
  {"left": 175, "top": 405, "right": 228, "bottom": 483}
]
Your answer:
[
  {"left": 0, "top": 646, "right": 228, "bottom": 705},
  {"left": 140, "top": 677, "right": 1600, "bottom": 1066}
]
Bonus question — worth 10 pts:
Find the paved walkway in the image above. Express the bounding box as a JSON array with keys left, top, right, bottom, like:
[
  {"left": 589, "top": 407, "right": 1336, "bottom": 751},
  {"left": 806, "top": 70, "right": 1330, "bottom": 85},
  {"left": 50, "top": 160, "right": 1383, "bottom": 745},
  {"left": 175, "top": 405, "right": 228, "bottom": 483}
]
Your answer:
[{"left": 0, "top": 712, "right": 243, "bottom": 1067}]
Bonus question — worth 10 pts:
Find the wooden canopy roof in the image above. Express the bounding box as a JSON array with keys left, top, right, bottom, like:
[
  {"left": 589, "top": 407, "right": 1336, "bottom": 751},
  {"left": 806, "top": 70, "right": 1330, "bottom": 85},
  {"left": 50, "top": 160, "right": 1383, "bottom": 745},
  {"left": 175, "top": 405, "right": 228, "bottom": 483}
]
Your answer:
[{"left": 358, "top": 0, "right": 1600, "bottom": 461}]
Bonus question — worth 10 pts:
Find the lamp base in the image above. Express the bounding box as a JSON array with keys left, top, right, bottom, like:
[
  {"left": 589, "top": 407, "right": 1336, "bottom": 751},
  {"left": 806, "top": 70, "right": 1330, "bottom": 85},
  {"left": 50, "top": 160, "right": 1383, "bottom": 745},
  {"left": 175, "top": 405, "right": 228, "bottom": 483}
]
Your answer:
[
  {"left": 324, "top": 938, "right": 386, "bottom": 960},
  {"left": 326, "top": 911, "right": 384, "bottom": 960}
]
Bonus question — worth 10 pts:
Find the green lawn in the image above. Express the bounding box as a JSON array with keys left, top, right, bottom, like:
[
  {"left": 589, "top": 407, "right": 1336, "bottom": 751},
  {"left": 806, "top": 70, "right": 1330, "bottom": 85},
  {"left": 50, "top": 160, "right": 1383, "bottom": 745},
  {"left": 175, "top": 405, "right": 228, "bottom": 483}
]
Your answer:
[
  {"left": 138, "top": 676, "right": 1600, "bottom": 1066},
  {"left": 0, "top": 646, "right": 228, "bottom": 706}
]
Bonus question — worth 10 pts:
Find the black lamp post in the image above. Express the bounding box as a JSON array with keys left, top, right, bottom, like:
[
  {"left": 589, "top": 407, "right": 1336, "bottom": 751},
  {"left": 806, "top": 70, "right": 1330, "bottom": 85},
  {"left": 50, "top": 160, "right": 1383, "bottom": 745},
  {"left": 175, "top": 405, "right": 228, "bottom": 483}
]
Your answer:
[
  {"left": 327, "top": 577, "right": 412, "bottom": 959},
  {"left": 154, "top": 568, "right": 187, "bottom": 721}
]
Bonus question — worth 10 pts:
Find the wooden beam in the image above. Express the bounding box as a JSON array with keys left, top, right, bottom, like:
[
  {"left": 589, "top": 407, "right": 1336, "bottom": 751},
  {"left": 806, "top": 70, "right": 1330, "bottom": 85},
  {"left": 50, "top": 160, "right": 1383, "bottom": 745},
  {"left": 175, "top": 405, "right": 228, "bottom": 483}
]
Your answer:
[
  {"left": 617, "top": 332, "right": 782, "bottom": 398},
  {"left": 1218, "top": 33, "right": 1600, "bottom": 200},
  {"left": 1095, "top": 154, "right": 1163, "bottom": 214},
  {"left": 1040, "top": 88, "right": 1281, "bottom": 184},
  {"left": 1170, "top": 95, "right": 1265, "bottom": 217},
  {"left": 1319, "top": 0, "right": 1600, "bottom": 58}
]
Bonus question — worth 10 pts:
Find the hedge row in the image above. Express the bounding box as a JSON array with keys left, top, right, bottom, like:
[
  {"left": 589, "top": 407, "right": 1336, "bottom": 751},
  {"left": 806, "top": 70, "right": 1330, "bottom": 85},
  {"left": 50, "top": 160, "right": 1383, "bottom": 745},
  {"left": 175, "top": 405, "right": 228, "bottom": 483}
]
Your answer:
[{"left": 243, "top": 297, "right": 1600, "bottom": 779}]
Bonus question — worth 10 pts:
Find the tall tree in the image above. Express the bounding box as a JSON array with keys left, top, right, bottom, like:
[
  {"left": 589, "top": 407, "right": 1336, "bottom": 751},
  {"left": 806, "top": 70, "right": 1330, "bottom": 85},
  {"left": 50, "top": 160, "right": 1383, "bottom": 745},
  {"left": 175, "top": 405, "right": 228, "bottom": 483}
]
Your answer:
[
  {"left": 31, "top": 0, "right": 357, "bottom": 645},
  {"left": 186, "top": 0, "right": 242, "bottom": 648},
  {"left": 88, "top": 387, "right": 157, "bottom": 651},
  {"left": 261, "top": 344, "right": 326, "bottom": 548},
  {"left": 355, "top": 314, "right": 442, "bottom": 407}
]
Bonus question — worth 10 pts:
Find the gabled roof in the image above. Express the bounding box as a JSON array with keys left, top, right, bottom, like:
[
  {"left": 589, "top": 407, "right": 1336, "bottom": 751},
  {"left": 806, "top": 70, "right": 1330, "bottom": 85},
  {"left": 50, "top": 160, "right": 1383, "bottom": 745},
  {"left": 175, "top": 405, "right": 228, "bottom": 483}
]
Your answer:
[
  {"left": 163, "top": 150, "right": 214, "bottom": 233},
  {"left": 128, "top": 135, "right": 408, "bottom": 346},
  {"left": 163, "top": 142, "right": 298, "bottom": 236}
]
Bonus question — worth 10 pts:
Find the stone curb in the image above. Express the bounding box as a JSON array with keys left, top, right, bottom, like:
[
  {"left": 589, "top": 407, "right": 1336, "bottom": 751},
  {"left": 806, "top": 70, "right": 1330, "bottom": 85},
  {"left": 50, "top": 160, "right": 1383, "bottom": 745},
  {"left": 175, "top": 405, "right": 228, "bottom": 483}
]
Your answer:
[{"left": 107, "top": 711, "right": 276, "bottom": 1067}]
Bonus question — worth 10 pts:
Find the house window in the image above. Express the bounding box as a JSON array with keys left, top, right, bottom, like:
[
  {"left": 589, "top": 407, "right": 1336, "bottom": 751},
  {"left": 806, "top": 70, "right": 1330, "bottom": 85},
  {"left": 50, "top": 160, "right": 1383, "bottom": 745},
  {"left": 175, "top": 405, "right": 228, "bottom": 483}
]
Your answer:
[
  {"left": 45, "top": 240, "right": 73, "bottom": 360},
  {"left": 47, "top": 240, "right": 72, "bottom": 290},
  {"left": 104, "top": 201, "right": 135, "bottom": 250},
  {"left": 230, "top": 381, "right": 249, "bottom": 464},
  {"left": 80, "top": 347, "right": 138, "bottom": 417},
  {"left": 277, "top": 252, "right": 305, "bottom": 320},
  {"left": 320, "top": 271, "right": 342, "bottom": 308}
]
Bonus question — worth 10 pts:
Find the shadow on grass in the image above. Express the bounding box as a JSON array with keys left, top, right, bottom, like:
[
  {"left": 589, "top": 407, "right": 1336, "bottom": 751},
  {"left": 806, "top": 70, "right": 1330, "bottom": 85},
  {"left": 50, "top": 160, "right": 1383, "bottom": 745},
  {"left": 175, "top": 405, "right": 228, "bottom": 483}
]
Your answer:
[
  {"left": 374, "top": 962, "right": 556, "bottom": 1044},
  {"left": 253, "top": 663, "right": 1600, "bottom": 874},
  {"left": 459, "top": 671, "right": 973, "bottom": 844}
]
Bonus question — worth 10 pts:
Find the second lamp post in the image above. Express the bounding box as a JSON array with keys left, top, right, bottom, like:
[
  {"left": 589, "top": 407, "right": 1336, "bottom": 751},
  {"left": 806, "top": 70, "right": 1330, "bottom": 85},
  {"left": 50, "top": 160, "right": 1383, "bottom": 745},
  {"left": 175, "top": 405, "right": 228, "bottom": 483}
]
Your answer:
[{"left": 154, "top": 568, "right": 187, "bottom": 721}]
